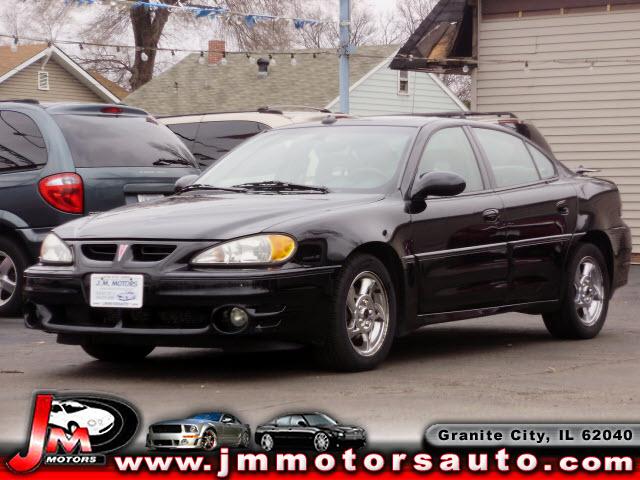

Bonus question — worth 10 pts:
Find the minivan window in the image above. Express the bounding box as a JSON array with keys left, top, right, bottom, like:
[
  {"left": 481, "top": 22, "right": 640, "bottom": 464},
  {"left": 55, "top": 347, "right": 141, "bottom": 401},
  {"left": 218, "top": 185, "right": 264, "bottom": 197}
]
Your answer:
[
  {"left": 474, "top": 128, "right": 540, "bottom": 188},
  {"left": 53, "top": 114, "right": 196, "bottom": 168},
  {"left": 192, "top": 120, "right": 269, "bottom": 168},
  {"left": 418, "top": 127, "right": 484, "bottom": 193},
  {"left": 526, "top": 143, "right": 556, "bottom": 179},
  {"left": 0, "top": 110, "right": 47, "bottom": 172}
]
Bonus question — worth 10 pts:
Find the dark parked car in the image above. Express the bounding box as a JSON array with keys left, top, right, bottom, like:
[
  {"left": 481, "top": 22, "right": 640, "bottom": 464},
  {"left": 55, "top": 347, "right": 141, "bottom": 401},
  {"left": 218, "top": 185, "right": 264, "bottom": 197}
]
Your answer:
[
  {"left": 255, "top": 413, "right": 366, "bottom": 452},
  {"left": 0, "top": 101, "right": 199, "bottom": 315},
  {"left": 23, "top": 115, "right": 631, "bottom": 372}
]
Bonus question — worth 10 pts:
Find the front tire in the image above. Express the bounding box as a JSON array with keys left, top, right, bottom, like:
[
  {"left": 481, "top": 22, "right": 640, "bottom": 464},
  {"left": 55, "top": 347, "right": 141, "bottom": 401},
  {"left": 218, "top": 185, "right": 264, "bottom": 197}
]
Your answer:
[
  {"left": 240, "top": 431, "right": 250, "bottom": 448},
  {"left": 543, "top": 243, "right": 610, "bottom": 339},
  {"left": 315, "top": 254, "right": 397, "bottom": 372},
  {"left": 0, "top": 237, "right": 28, "bottom": 317},
  {"left": 313, "top": 432, "right": 330, "bottom": 452},
  {"left": 201, "top": 429, "right": 217, "bottom": 451},
  {"left": 81, "top": 344, "right": 155, "bottom": 362}
]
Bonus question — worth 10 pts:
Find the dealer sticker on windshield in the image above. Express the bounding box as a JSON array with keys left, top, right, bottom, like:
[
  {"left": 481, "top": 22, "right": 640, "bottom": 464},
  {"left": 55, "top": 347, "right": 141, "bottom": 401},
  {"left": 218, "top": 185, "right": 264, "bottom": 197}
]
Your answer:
[{"left": 90, "top": 274, "right": 144, "bottom": 309}]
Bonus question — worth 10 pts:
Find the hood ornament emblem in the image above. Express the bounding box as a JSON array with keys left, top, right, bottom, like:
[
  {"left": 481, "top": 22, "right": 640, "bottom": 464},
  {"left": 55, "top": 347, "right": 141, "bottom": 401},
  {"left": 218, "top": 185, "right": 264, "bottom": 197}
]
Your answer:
[{"left": 116, "top": 244, "right": 129, "bottom": 262}]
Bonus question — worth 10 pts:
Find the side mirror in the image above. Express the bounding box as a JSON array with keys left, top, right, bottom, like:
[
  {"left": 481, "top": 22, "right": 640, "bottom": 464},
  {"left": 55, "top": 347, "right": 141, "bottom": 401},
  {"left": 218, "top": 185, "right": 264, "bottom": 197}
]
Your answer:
[
  {"left": 174, "top": 174, "right": 199, "bottom": 192},
  {"left": 411, "top": 171, "right": 466, "bottom": 202}
]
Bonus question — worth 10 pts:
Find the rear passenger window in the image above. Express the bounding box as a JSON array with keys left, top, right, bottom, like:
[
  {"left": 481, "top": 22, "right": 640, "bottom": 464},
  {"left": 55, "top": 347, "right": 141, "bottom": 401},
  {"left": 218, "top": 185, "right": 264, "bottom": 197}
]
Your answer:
[
  {"left": 193, "top": 121, "right": 269, "bottom": 168},
  {"left": 0, "top": 110, "right": 47, "bottom": 172},
  {"left": 418, "top": 127, "right": 484, "bottom": 193},
  {"left": 473, "top": 128, "right": 540, "bottom": 188},
  {"left": 526, "top": 143, "right": 556, "bottom": 179}
]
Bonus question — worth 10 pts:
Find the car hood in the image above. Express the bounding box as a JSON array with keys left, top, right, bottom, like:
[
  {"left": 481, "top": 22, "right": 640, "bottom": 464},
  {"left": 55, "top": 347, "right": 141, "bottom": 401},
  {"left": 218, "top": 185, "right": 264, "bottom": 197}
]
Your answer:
[
  {"left": 330, "top": 425, "right": 365, "bottom": 434},
  {"left": 152, "top": 418, "right": 209, "bottom": 426},
  {"left": 56, "top": 192, "right": 384, "bottom": 241}
]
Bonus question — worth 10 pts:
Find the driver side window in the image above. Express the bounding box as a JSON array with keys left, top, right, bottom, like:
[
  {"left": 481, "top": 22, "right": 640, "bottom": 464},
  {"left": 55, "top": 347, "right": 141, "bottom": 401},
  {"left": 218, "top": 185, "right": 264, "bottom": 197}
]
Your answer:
[{"left": 418, "top": 127, "right": 484, "bottom": 193}]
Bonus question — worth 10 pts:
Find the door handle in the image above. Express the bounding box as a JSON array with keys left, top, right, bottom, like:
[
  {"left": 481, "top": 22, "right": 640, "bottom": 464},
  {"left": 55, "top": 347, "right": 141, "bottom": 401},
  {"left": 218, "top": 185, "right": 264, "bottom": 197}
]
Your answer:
[
  {"left": 556, "top": 200, "right": 570, "bottom": 216},
  {"left": 483, "top": 208, "right": 500, "bottom": 223}
]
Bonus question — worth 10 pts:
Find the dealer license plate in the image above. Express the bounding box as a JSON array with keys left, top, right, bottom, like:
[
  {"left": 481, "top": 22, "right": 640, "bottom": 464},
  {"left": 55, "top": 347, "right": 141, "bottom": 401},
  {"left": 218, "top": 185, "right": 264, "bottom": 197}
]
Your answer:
[
  {"left": 137, "top": 194, "right": 164, "bottom": 203},
  {"left": 90, "top": 274, "right": 144, "bottom": 309}
]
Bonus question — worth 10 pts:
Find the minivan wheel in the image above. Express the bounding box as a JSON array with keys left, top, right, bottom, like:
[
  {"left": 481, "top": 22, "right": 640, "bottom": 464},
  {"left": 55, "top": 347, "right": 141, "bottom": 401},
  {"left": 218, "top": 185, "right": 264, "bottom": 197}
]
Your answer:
[
  {"left": 81, "top": 344, "right": 155, "bottom": 362},
  {"left": 0, "top": 237, "right": 29, "bottom": 317},
  {"left": 315, "top": 254, "right": 397, "bottom": 372},
  {"left": 543, "top": 243, "right": 610, "bottom": 339}
]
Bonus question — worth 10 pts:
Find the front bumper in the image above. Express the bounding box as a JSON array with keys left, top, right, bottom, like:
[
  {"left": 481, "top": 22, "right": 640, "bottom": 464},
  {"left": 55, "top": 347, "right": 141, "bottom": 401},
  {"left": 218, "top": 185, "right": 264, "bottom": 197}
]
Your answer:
[
  {"left": 24, "top": 264, "right": 339, "bottom": 347},
  {"left": 146, "top": 432, "right": 202, "bottom": 450}
]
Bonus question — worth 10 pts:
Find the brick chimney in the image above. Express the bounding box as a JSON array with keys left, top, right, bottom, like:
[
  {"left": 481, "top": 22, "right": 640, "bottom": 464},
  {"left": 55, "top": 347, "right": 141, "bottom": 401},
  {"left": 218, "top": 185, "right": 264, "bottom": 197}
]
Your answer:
[{"left": 208, "top": 40, "right": 225, "bottom": 65}]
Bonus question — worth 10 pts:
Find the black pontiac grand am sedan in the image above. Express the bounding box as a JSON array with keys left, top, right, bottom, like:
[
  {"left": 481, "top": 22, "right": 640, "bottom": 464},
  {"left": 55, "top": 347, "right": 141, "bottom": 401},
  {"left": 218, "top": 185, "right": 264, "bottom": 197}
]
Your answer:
[{"left": 24, "top": 115, "right": 631, "bottom": 371}]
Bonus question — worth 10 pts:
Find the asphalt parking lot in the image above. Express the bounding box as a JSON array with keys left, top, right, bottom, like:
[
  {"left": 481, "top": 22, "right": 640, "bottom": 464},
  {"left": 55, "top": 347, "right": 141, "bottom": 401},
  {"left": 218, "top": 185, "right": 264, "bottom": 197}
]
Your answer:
[{"left": 1, "top": 267, "right": 639, "bottom": 449}]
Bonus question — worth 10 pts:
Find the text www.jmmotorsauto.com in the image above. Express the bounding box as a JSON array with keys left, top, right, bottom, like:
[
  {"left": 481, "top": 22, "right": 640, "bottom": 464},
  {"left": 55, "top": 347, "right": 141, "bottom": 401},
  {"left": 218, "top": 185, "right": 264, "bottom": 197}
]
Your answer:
[{"left": 113, "top": 449, "right": 636, "bottom": 475}]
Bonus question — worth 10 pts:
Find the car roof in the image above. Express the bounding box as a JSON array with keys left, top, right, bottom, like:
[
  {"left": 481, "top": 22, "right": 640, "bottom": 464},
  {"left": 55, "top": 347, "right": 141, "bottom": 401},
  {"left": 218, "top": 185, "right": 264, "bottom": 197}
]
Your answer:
[
  {"left": 159, "top": 109, "right": 342, "bottom": 128},
  {"left": 0, "top": 100, "right": 149, "bottom": 116}
]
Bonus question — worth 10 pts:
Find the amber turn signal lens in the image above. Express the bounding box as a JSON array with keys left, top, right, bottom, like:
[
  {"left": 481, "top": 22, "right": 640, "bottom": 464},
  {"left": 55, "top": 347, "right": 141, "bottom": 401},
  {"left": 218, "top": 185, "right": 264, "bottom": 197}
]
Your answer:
[{"left": 268, "top": 235, "right": 296, "bottom": 262}]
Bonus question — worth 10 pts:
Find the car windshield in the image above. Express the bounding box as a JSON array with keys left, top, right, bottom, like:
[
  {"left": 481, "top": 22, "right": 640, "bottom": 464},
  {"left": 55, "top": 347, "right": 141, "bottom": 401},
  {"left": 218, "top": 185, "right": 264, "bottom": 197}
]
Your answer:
[
  {"left": 192, "top": 413, "right": 222, "bottom": 421},
  {"left": 303, "top": 414, "right": 338, "bottom": 427},
  {"left": 63, "top": 404, "right": 87, "bottom": 414},
  {"left": 195, "top": 126, "right": 416, "bottom": 193}
]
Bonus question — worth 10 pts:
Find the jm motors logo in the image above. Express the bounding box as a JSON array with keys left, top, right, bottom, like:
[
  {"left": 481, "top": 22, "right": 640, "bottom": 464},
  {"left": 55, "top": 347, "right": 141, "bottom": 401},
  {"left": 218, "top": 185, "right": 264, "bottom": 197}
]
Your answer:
[{"left": 7, "top": 393, "right": 139, "bottom": 473}]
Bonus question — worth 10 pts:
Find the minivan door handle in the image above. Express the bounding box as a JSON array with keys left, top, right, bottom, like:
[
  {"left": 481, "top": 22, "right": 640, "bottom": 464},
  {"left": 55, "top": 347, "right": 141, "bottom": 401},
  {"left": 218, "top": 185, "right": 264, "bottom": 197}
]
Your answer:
[
  {"left": 556, "top": 200, "right": 570, "bottom": 216},
  {"left": 483, "top": 208, "right": 500, "bottom": 223}
]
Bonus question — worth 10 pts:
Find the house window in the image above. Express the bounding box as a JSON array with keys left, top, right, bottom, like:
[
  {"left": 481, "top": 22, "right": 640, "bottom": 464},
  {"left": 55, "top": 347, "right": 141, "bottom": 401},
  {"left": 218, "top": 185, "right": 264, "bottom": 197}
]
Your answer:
[
  {"left": 398, "top": 70, "right": 409, "bottom": 95},
  {"left": 37, "top": 71, "right": 50, "bottom": 91}
]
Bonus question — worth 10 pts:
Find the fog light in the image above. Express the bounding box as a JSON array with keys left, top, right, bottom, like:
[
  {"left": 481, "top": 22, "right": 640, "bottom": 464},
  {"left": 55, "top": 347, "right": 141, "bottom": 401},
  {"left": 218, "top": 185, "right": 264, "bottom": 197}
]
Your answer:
[
  {"left": 229, "top": 307, "right": 249, "bottom": 328},
  {"left": 181, "top": 439, "right": 188, "bottom": 445}
]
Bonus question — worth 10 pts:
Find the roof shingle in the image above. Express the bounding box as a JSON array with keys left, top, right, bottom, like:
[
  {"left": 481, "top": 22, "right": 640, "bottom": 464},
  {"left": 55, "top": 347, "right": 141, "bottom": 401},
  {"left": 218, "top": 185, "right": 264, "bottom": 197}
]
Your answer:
[{"left": 125, "top": 45, "right": 399, "bottom": 116}]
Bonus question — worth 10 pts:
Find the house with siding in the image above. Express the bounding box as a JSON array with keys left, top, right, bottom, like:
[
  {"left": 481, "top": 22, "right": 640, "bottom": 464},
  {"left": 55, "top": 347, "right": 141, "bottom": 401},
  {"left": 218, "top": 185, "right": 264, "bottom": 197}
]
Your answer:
[
  {"left": 0, "top": 44, "right": 127, "bottom": 103},
  {"left": 391, "top": 0, "right": 640, "bottom": 257},
  {"left": 125, "top": 42, "right": 466, "bottom": 116}
]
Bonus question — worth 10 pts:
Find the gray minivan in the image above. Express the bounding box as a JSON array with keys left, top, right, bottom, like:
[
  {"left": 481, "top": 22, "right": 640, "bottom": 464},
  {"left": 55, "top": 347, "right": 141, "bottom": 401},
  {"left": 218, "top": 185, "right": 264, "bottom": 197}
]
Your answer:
[{"left": 0, "top": 101, "right": 199, "bottom": 315}]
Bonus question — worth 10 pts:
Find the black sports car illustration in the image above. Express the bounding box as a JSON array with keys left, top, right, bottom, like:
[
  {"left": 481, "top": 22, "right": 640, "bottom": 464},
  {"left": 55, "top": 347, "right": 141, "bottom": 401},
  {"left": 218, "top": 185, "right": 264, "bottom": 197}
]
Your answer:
[{"left": 255, "top": 413, "right": 366, "bottom": 452}]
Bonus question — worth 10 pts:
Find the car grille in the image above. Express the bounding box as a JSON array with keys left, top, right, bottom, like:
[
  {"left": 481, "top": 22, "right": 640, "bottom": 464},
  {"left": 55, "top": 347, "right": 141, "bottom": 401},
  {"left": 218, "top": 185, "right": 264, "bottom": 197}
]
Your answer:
[
  {"left": 132, "top": 245, "right": 176, "bottom": 262},
  {"left": 82, "top": 244, "right": 117, "bottom": 261},
  {"left": 57, "top": 306, "right": 211, "bottom": 330},
  {"left": 80, "top": 243, "right": 175, "bottom": 262},
  {"left": 152, "top": 425, "right": 182, "bottom": 434},
  {"left": 153, "top": 439, "right": 177, "bottom": 446}
]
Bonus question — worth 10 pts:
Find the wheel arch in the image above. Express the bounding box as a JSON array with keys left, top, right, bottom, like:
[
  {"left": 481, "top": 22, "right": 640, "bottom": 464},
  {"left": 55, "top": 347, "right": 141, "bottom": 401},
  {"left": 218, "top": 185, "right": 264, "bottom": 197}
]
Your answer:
[
  {"left": 579, "top": 231, "right": 614, "bottom": 287},
  {"left": 347, "top": 241, "right": 407, "bottom": 334}
]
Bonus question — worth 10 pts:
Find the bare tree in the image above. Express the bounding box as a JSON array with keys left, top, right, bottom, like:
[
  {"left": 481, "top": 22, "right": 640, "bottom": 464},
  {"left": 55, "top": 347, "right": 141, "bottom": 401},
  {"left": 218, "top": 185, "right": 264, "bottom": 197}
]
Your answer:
[
  {"left": 394, "top": 0, "right": 439, "bottom": 40},
  {"left": 0, "top": 0, "right": 75, "bottom": 41}
]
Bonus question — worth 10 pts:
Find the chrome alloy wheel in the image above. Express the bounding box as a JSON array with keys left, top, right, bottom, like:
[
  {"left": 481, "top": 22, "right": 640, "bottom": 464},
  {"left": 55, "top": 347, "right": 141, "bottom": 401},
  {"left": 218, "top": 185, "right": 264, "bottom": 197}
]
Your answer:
[
  {"left": 313, "top": 432, "right": 330, "bottom": 452},
  {"left": 260, "top": 433, "right": 274, "bottom": 452},
  {"left": 574, "top": 256, "right": 605, "bottom": 327},
  {"left": 346, "top": 271, "right": 390, "bottom": 357},
  {"left": 0, "top": 251, "right": 16, "bottom": 307},
  {"left": 201, "top": 430, "right": 217, "bottom": 451}
]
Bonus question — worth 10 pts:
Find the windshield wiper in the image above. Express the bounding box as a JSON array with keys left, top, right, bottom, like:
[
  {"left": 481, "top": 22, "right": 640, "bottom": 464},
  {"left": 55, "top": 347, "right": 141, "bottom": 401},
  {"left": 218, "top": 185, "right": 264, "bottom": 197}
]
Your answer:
[
  {"left": 178, "top": 184, "right": 247, "bottom": 193},
  {"left": 232, "top": 181, "right": 329, "bottom": 193},
  {"left": 153, "top": 158, "right": 194, "bottom": 167}
]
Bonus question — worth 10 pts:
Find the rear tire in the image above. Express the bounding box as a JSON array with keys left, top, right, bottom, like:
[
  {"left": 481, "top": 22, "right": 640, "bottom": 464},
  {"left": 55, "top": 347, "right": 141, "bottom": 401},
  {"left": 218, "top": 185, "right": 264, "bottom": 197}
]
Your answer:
[
  {"left": 543, "top": 243, "right": 610, "bottom": 339},
  {"left": 81, "top": 344, "right": 155, "bottom": 362},
  {"left": 0, "top": 237, "right": 29, "bottom": 317},
  {"left": 314, "top": 254, "right": 397, "bottom": 372}
]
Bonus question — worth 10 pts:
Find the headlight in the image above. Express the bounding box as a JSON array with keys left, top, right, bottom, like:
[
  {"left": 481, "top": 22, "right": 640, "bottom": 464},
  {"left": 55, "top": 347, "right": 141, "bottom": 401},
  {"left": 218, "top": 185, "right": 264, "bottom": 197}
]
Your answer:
[
  {"left": 88, "top": 419, "right": 97, "bottom": 427},
  {"left": 191, "top": 234, "right": 296, "bottom": 265},
  {"left": 337, "top": 432, "right": 345, "bottom": 438},
  {"left": 188, "top": 425, "right": 198, "bottom": 433},
  {"left": 40, "top": 233, "right": 73, "bottom": 265}
]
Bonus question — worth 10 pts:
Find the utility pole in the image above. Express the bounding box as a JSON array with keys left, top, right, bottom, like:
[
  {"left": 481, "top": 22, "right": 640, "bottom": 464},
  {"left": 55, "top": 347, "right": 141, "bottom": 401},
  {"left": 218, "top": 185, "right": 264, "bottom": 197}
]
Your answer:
[{"left": 339, "top": 0, "right": 351, "bottom": 113}]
